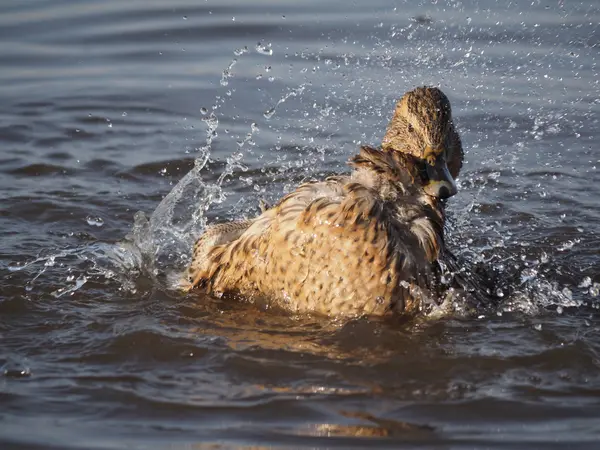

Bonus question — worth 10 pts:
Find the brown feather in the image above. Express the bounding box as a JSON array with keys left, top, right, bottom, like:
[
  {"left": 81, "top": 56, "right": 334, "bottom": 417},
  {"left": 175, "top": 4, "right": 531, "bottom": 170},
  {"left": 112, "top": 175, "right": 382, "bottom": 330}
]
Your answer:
[{"left": 185, "top": 86, "right": 464, "bottom": 317}]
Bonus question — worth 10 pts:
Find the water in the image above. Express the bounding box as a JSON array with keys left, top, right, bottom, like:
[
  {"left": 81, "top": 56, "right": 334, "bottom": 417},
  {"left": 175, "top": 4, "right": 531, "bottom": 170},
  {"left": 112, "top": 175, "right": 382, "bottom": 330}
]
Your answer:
[{"left": 1, "top": 0, "right": 599, "bottom": 447}]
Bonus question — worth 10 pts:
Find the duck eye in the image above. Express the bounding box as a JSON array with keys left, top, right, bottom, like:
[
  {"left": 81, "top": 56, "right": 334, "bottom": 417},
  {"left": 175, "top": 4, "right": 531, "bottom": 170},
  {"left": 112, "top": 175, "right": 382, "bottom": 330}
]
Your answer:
[
  {"left": 407, "top": 123, "right": 414, "bottom": 133},
  {"left": 426, "top": 155, "right": 436, "bottom": 166}
]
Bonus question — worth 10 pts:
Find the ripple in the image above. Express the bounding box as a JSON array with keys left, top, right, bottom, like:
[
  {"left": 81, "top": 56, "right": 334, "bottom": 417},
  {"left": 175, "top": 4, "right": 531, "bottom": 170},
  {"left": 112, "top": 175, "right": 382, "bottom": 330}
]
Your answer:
[
  {"left": 6, "top": 163, "right": 72, "bottom": 177},
  {"left": 1, "top": 0, "right": 600, "bottom": 447}
]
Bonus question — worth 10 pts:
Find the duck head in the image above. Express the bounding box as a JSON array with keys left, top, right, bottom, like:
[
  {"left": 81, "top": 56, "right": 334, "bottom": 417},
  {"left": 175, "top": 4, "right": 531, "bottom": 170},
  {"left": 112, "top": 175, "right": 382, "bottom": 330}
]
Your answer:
[{"left": 382, "top": 86, "right": 464, "bottom": 200}]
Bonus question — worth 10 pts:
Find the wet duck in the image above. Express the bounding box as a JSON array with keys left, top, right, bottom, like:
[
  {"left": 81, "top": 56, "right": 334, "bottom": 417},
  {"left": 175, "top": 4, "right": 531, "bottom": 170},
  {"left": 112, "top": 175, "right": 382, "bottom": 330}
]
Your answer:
[{"left": 185, "top": 86, "right": 464, "bottom": 317}]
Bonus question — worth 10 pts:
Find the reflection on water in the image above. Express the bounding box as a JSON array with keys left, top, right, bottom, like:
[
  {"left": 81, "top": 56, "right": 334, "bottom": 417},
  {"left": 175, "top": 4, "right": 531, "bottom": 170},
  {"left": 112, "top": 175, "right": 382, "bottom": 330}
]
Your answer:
[{"left": 1, "top": 0, "right": 600, "bottom": 448}]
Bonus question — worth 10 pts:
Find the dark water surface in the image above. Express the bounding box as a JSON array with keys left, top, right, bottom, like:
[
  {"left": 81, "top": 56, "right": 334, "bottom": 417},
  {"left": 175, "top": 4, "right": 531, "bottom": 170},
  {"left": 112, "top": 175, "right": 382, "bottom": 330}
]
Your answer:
[{"left": 1, "top": 0, "right": 600, "bottom": 448}]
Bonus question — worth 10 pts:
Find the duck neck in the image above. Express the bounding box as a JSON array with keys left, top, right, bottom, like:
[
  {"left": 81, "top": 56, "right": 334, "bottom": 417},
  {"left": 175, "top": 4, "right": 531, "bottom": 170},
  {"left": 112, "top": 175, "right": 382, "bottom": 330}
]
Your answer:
[
  {"left": 383, "top": 147, "right": 447, "bottom": 221},
  {"left": 349, "top": 147, "right": 445, "bottom": 220}
]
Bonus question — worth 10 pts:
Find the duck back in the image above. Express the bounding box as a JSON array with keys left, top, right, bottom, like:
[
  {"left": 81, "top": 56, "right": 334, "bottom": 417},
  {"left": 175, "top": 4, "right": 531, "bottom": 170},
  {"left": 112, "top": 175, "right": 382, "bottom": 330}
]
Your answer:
[{"left": 187, "top": 146, "right": 446, "bottom": 317}]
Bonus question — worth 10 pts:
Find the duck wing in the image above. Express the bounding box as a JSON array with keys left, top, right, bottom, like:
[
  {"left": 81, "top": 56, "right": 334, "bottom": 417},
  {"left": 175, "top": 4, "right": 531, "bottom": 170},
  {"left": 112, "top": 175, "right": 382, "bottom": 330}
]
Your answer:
[
  {"left": 188, "top": 171, "right": 441, "bottom": 316},
  {"left": 186, "top": 177, "right": 347, "bottom": 292}
]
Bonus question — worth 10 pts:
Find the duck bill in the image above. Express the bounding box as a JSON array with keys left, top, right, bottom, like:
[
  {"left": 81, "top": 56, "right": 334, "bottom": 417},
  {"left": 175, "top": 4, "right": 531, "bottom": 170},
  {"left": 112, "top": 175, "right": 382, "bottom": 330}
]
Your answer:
[{"left": 424, "top": 158, "right": 458, "bottom": 199}]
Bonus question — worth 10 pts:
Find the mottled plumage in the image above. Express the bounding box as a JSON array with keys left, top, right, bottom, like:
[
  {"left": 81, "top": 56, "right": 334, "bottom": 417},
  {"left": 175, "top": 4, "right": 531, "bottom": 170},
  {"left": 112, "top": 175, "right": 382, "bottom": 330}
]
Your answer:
[{"left": 185, "top": 86, "right": 464, "bottom": 317}]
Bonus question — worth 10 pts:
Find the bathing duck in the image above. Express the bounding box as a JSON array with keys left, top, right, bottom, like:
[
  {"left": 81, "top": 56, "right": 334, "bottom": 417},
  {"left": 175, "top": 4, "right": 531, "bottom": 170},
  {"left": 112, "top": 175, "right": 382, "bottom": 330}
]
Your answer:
[{"left": 185, "top": 86, "right": 464, "bottom": 317}]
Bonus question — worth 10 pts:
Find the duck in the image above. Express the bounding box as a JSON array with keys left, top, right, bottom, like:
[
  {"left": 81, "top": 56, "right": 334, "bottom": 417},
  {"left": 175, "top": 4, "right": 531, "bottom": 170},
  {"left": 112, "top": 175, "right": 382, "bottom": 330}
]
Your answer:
[{"left": 184, "top": 86, "right": 464, "bottom": 317}]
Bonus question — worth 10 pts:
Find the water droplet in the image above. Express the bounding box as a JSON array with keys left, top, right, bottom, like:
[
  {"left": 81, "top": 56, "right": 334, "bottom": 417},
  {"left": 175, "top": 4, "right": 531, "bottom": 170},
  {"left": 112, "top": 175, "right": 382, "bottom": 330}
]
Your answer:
[
  {"left": 579, "top": 276, "right": 592, "bottom": 288},
  {"left": 122, "top": 112, "right": 127, "bottom": 117},
  {"left": 220, "top": 59, "right": 237, "bottom": 86},
  {"left": 256, "top": 42, "right": 273, "bottom": 56},
  {"left": 202, "top": 112, "right": 219, "bottom": 134},
  {"left": 556, "top": 306, "right": 564, "bottom": 314},
  {"left": 520, "top": 268, "right": 538, "bottom": 284},
  {"left": 2, "top": 366, "right": 31, "bottom": 378},
  {"left": 86, "top": 216, "right": 104, "bottom": 227},
  {"left": 44, "top": 256, "right": 56, "bottom": 267},
  {"left": 233, "top": 46, "right": 248, "bottom": 56},
  {"left": 557, "top": 239, "right": 579, "bottom": 251},
  {"left": 200, "top": 107, "right": 208, "bottom": 115},
  {"left": 182, "top": 15, "right": 188, "bottom": 20},
  {"left": 263, "top": 107, "right": 276, "bottom": 119},
  {"left": 533, "top": 323, "right": 542, "bottom": 331},
  {"left": 7, "top": 262, "right": 23, "bottom": 272}
]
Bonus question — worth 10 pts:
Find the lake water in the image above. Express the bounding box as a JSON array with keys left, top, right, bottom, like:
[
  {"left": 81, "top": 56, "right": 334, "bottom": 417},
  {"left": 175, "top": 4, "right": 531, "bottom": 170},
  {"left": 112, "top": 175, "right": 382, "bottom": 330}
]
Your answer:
[{"left": 1, "top": 0, "right": 600, "bottom": 448}]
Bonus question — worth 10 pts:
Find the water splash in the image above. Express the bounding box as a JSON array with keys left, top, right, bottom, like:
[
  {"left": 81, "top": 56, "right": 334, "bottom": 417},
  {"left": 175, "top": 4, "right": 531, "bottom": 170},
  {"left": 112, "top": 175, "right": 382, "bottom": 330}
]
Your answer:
[
  {"left": 220, "top": 58, "right": 237, "bottom": 86},
  {"left": 264, "top": 85, "right": 306, "bottom": 119},
  {"left": 9, "top": 85, "right": 228, "bottom": 295},
  {"left": 255, "top": 42, "right": 273, "bottom": 56},
  {"left": 125, "top": 109, "right": 225, "bottom": 283},
  {"left": 8, "top": 241, "right": 144, "bottom": 297}
]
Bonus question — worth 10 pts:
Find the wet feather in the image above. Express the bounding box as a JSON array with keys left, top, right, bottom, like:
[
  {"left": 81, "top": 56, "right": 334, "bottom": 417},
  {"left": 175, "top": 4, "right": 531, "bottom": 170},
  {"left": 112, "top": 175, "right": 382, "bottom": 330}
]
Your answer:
[{"left": 185, "top": 86, "right": 464, "bottom": 317}]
